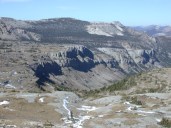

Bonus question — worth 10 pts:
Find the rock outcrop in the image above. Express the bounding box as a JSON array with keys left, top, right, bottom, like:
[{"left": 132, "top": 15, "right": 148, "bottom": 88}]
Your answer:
[
  {"left": 27, "top": 45, "right": 161, "bottom": 89},
  {"left": 0, "top": 17, "right": 171, "bottom": 90},
  {"left": 0, "top": 18, "right": 40, "bottom": 41},
  {"left": 49, "top": 46, "right": 95, "bottom": 72}
]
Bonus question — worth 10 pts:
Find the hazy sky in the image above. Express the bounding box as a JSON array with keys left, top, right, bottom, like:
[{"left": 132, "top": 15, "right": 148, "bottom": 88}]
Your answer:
[{"left": 0, "top": 0, "right": 170, "bottom": 26}]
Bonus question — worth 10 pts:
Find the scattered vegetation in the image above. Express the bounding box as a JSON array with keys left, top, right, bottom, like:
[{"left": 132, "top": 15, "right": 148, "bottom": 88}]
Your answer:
[
  {"left": 0, "top": 42, "right": 12, "bottom": 49},
  {"left": 130, "top": 96, "right": 143, "bottom": 105},
  {"left": 122, "top": 95, "right": 143, "bottom": 105},
  {"left": 82, "top": 76, "right": 137, "bottom": 98},
  {"left": 159, "top": 117, "right": 171, "bottom": 127},
  {"left": 54, "top": 85, "right": 70, "bottom": 91},
  {"left": 43, "top": 120, "right": 54, "bottom": 128},
  {"left": 123, "top": 119, "right": 139, "bottom": 126},
  {"left": 105, "top": 77, "right": 137, "bottom": 92},
  {"left": 81, "top": 68, "right": 170, "bottom": 98},
  {"left": 148, "top": 88, "right": 159, "bottom": 93}
]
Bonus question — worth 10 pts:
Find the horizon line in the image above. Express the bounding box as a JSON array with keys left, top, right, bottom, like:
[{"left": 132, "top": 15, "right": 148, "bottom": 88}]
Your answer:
[{"left": 0, "top": 16, "right": 170, "bottom": 26}]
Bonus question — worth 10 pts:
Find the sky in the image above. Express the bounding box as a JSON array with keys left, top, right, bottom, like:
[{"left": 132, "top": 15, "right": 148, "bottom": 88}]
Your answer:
[{"left": 0, "top": 0, "right": 170, "bottom": 26}]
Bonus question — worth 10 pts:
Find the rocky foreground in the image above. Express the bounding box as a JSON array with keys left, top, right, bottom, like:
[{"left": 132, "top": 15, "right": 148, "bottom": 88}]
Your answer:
[
  {"left": 1, "top": 90, "right": 171, "bottom": 128},
  {"left": 1, "top": 68, "right": 171, "bottom": 128}
]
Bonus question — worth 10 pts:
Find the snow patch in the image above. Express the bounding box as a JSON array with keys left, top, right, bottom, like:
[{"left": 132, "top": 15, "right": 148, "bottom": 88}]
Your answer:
[
  {"left": 62, "top": 118, "right": 72, "bottom": 124},
  {"left": 62, "top": 97, "right": 97, "bottom": 128},
  {"left": 5, "top": 84, "right": 16, "bottom": 89},
  {"left": 0, "top": 100, "right": 9, "bottom": 105},
  {"left": 73, "top": 116, "right": 92, "bottom": 128},
  {"left": 124, "top": 101, "right": 131, "bottom": 105},
  {"left": 13, "top": 71, "right": 18, "bottom": 75},
  {"left": 5, "top": 108, "right": 15, "bottom": 111},
  {"left": 39, "top": 97, "right": 44, "bottom": 103},
  {"left": 63, "top": 97, "right": 71, "bottom": 119},
  {"left": 137, "top": 110, "right": 155, "bottom": 114},
  {"left": 124, "top": 101, "right": 154, "bottom": 114},
  {"left": 6, "top": 125, "right": 16, "bottom": 128},
  {"left": 127, "top": 106, "right": 133, "bottom": 111},
  {"left": 156, "top": 118, "right": 162, "bottom": 122},
  {"left": 77, "top": 105, "right": 98, "bottom": 112},
  {"left": 98, "top": 115, "right": 104, "bottom": 118},
  {"left": 125, "top": 103, "right": 155, "bottom": 114}
]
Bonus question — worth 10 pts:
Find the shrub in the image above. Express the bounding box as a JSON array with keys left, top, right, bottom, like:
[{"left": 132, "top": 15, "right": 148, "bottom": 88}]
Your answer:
[
  {"left": 159, "top": 117, "right": 171, "bottom": 127},
  {"left": 131, "top": 97, "right": 142, "bottom": 105},
  {"left": 106, "top": 77, "right": 137, "bottom": 92}
]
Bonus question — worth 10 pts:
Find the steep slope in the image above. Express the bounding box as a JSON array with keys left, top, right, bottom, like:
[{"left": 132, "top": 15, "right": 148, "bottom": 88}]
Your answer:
[
  {"left": 0, "top": 17, "right": 171, "bottom": 90},
  {"left": 86, "top": 21, "right": 125, "bottom": 36},
  {"left": 155, "top": 36, "right": 171, "bottom": 66},
  {"left": 0, "top": 17, "right": 40, "bottom": 41}
]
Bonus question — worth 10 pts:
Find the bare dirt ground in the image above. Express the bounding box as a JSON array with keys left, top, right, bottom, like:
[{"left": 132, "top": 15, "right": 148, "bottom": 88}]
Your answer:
[{"left": 0, "top": 94, "right": 62, "bottom": 127}]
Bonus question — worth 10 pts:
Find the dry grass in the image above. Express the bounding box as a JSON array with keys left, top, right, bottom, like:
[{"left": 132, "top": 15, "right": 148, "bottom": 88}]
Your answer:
[
  {"left": 122, "top": 113, "right": 142, "bottom": 119},
  {"left": 111, "top": 104, "right": 126, "bottom": 111},
  {"left": 123, "top": 119, "right": 139, "bottom": 125},
  {"left": 0, "top": 97, "right": 62, "bottom": 127}
]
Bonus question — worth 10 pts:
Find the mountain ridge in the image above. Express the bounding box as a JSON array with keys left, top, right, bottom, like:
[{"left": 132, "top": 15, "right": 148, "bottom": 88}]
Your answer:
[
  {"left": 131, "top": 25, "right": 171, "bottom": 37},
  {"left": 0, "top": 17, "right": 171, "bottom": 90}
]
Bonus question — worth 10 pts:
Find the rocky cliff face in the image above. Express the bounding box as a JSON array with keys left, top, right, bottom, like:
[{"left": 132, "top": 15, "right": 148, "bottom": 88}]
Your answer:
[
  {"left": 49, "top": 46, "right": 95, "bottom": 71},
  {"left": 44, "top": 45, "right": 160, "bottom": 73},
  {"left": 98, "top": 47, "right": 160, "bottom": 73},
  {"left": 0, "top": 17, "right": 171, "bottom": 90},
  {"left": 27, "top": 45, "right": 161, "bottom": 89}
]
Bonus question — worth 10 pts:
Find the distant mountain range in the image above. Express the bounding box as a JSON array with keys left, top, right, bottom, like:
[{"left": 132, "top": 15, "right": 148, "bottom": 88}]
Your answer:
[{"left": 132, "top": 25, "right": 171, "bottom": 37}]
